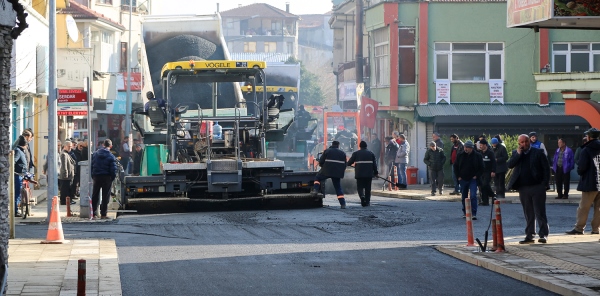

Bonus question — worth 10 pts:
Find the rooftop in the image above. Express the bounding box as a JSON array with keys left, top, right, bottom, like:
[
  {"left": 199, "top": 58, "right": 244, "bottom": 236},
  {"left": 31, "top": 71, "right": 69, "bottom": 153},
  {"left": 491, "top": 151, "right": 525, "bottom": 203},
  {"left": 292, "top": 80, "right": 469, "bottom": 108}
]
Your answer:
[
  {"left": 59, "top": 0, "right": 125, "bottom": 31},
  {"left": 221, "top": 3, "right": 299, "bottom": 19}
]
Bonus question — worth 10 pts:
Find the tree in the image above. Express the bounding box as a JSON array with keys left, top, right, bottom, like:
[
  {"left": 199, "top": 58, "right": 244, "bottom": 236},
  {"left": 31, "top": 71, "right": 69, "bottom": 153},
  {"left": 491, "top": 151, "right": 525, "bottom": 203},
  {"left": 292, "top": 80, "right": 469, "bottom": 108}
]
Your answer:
[{"left": 285, "top": 57, "right": 325, "bottom": 106}]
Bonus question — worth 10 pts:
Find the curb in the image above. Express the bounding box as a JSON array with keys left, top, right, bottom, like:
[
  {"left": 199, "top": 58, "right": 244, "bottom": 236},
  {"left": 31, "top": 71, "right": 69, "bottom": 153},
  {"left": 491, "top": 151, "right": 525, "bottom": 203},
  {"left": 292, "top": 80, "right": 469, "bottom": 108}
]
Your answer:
[{"left": 436, "top": 245, "right": 600, "bottom": 296}]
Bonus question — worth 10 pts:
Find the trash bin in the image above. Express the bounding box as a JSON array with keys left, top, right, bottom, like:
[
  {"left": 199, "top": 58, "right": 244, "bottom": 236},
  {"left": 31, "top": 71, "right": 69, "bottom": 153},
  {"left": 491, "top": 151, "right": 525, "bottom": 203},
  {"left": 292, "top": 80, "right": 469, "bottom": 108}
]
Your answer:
[{"left": 407, "top": 166, "right": 418, "bottom": 185}]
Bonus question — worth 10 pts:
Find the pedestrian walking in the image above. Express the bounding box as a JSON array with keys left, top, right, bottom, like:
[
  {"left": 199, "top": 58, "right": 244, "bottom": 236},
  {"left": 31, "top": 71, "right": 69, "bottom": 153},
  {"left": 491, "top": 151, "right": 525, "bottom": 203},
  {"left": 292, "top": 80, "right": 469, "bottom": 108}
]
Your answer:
[
  {"left": 395, "top": 134, "right": 410, "bottom": 189},
  {"left": 508, "top": 134, "right": 551, "bottom": 244},
  {"left": 552, "top": 138, "right": 575, "bottom": 199},
  {"left": 454, "top": 140, "right": 484, "bottom": 220},
  {"left": 491, "top": 137, "right": 508, "bottom": 198},
  {"left": 449, "top": 134, "right": 464, "bottom": 195},
  {"left": 311, "top": 141, "right": 348, "bottom": 209},
  {"left": 423, "top": 141, "right": 446, "bottom": 196},
  {"left": 479, "top": 139, "right": 496, "bottom": 206},
  {"left": 566, "top": 128, "right": 600, "bottom": 235},
  {"left": 91, "top": 139, "right": 118, "bottom": 219},
  {"left": 13, "top": 136, "right": 29, "bottom": 217},
  {"left": 59, "top": 141, "right": 76, "bottom": 205},
  {"left": 347, "top": 141, "right": 378, "bottom": 207}
]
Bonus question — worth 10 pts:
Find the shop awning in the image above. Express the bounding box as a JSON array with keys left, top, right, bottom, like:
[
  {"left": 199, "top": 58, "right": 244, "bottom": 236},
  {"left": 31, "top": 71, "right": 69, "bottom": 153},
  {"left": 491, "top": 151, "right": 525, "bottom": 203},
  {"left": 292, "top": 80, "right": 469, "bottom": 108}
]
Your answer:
[{"left": 415, "top": 103, "right": 588, "bottom": 125}]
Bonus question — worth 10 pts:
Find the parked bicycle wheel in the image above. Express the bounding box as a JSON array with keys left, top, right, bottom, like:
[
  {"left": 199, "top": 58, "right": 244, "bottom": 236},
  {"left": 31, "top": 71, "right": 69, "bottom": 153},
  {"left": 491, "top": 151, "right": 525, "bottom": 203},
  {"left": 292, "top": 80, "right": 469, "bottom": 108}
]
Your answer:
[{"left": 20, "top": 187, "right": 29, "bottom": 219}]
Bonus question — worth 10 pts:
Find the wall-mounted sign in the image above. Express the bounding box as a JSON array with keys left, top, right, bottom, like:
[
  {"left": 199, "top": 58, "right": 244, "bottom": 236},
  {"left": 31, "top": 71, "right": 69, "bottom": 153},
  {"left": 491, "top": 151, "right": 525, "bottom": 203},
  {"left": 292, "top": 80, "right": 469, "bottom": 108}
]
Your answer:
[{"left": 435, "top": 80, "right": 450, "bottom": 104}]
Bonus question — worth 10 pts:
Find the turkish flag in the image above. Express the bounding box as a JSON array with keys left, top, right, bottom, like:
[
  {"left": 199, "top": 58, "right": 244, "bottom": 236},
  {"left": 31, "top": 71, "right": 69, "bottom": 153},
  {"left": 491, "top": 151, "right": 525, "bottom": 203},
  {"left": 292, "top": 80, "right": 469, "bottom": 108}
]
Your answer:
[{"left": 360, "top": 96, "right": 378, "bottom": 129}]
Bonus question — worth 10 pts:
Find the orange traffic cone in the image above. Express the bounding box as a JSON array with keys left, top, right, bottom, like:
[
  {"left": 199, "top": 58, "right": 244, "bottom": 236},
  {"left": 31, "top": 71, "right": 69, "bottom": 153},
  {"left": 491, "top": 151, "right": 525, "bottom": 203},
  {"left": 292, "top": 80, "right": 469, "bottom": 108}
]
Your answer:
[{"left": 41, "top": 196, "right": 69, "bottom": 244}]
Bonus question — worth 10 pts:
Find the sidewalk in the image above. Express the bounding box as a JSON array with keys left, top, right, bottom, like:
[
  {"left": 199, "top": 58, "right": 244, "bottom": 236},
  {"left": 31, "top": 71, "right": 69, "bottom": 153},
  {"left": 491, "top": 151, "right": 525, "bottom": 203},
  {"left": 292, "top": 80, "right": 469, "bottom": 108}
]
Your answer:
[
  {"left": 19, "top": 188, "right": 118, "bottom": 224},
  {"left": 371, "top": 182, "right": 582, "bottom": 204},
  {"left": 7, "top": 239, "right": 122, "bottom": 296},
  {"left": 372, "top": 181, "right": 600, "bottom": 295},
  {"left": 437, "top": 235, "right": 600, "bottom": 296}
]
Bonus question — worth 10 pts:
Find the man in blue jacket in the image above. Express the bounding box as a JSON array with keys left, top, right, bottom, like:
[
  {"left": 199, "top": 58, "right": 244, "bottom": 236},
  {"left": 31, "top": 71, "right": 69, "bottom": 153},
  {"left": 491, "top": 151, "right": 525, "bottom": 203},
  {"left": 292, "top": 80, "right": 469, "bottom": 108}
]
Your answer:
[
  {"left": 91, "top": 139, "right": 118, "bottom": 219},
  {"left": 311, "top": 141, "right": 347, "bottom": 208},
  {"left": 566, "top": 128, "right": 600, "bottom": 235}
]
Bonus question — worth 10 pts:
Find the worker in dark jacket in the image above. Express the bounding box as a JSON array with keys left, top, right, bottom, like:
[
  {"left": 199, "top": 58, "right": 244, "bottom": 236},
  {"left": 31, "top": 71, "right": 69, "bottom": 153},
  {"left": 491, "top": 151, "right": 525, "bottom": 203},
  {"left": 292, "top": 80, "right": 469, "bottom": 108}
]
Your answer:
[
  {"left": 453, "top": 140, "right": 484, "bottom": 219},
  {"left": 492, "top": 137, "right": 508, "bottom": 199},
  {"left": 347, "top": 141, "right": 378, "bottom": 207},
  {"left": 479, "top": 139, "right": 497, "bottom": 206},
  {"left": 91, "top": 139, "right": 118, "bottom": 219},
  {"left": 311, "top": 141, "right": 348, "bottom": 209},
  {"left": 566, "top": 128, "right": 600, "bottom": 235},
  {"left": 507, "top": 134, "right": 551, "bottom": 244},
  {"left": 423, "top": 141, "right": 446, "bottom": 196}
]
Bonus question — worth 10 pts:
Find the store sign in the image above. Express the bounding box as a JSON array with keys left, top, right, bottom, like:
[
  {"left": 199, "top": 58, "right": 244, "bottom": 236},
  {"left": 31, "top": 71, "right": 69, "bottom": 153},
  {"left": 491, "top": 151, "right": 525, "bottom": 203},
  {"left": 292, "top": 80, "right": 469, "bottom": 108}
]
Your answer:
[
  {"left": 58, "top": 89, "right": 87, "bottom": 104},
  {"left": 339, "top": 81, "right": 357, "bottom": 102},
  {"left": 507, "top": 0, "right": 552, "bottom": 27},
  {"left": 117, "top": 72, "right": 142, "bottom": 91},
  {"left": 57, "top": 48, "right": 93, "bottom": 88},
  {"left": 58, "top": 89, "right": 88, "bottom": 116}
]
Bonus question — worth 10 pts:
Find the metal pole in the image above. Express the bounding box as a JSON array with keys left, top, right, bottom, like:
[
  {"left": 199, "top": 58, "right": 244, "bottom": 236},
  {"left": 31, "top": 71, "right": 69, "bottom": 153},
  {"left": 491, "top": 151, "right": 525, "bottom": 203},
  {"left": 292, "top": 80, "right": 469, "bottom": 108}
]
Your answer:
[
  {"left": 9, "top": 151, "right": 14, "bottom": 239},
  {"left": 86, "top": 77, "right": 92, "bottom": 199},
  {"left": 124, "top": 0, "right": 133, "bottom": 160},
  {"left": 48, "top": 0, "right": 58, "bottom": 222}
]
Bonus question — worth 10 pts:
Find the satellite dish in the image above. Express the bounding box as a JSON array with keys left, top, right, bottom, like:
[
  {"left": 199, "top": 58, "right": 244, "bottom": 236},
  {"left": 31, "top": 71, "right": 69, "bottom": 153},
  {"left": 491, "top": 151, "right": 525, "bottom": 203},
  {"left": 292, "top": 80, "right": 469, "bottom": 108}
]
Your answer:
[{"left": 65, "top": 15, "right": 79, "bottom": 43}]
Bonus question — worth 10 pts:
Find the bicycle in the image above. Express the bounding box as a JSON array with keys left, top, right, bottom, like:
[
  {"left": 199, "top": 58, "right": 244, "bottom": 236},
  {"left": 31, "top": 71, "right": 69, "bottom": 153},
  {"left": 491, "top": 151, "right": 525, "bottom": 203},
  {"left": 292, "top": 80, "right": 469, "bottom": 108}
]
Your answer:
[{"left": 19, "top": 172, "right": 37, "bottom": 219}]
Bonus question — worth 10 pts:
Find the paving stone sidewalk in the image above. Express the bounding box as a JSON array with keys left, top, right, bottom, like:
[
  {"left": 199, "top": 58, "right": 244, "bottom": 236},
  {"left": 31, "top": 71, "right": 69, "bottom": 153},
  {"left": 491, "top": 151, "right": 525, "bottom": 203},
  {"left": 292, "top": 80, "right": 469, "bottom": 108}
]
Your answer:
[{"left": 7, "top": 239, "right": 122, "bottom": 296}]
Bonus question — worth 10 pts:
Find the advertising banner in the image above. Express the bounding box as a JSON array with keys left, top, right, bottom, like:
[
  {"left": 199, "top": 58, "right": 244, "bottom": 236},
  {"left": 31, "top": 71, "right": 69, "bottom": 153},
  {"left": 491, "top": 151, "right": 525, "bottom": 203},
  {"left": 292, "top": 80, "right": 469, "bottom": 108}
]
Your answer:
[
  {"left": 339, "top": 81, "right": 357, "bottom": 102},
  {"left": 435, "top": 80, "right": 450, "bottom": 104},
  {"left": 554, "top": 0, "right": 600, "bottom": 17},
  {"left": 507, "top": 0, "right": 553, "bottom": 27},
  {"left": 489, "top": 80, "right": 505, "bottom": 104}
]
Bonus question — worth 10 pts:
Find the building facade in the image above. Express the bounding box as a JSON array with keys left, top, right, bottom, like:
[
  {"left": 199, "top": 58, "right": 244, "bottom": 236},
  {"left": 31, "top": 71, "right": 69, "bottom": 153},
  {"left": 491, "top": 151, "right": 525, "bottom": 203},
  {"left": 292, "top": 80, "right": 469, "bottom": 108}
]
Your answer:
[{"left": 359, "top": 1, "right": 598, "bottom": 181}]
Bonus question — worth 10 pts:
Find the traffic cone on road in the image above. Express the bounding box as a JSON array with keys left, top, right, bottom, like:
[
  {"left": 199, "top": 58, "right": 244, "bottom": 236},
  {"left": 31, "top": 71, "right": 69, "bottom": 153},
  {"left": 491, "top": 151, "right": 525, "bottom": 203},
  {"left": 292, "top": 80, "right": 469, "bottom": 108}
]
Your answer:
[{"left": 41, "top": 196, "right": 69, "bottom": 244}]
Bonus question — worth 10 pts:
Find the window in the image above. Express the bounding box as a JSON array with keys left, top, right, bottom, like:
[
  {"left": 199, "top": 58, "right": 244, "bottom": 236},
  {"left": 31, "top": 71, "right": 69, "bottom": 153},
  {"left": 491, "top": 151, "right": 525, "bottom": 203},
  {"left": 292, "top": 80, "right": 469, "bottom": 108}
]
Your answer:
[
  {"left": 434, "top": 42, "right": 504, "bottom": 82},
  {"left": 264, "top": 42, "right": 277, "bottom": 53},
  {"left": 96, "top": 0, "right": 112, "bottom": 4},
  {"left": 244, "top": 42, "right": 256, "bottom": 53},
  {"left": 398, "top": 27, "right": 415, "bottom": 85},
  {"left": 102, "top": 31, "right": 113, "bottom": 44},
  {"left": 372, "top": 27, "right": 389, "bottom": 87},
  {"left": 552, "top": 43, "right": 600, "bottom": 73},
  {"left": 287, "top": 42, "right": 293, "bottom": 54}
]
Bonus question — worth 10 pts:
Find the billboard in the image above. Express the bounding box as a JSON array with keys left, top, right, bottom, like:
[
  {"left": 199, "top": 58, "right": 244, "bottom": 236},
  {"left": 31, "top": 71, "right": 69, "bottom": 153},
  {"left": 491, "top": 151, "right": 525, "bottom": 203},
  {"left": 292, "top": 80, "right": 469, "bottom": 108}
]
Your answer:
[
  {"left": 507, "top": 0, "right": 553, "bottom": 27},
  {"left": 57, "top": 48, "right": 93, "bottom": 88},
  {"left": 508, "top": 0, "right": 600, "bottom": 28},
  {"left": 554, "top": 0, "right": 600, "bottom": 17}
]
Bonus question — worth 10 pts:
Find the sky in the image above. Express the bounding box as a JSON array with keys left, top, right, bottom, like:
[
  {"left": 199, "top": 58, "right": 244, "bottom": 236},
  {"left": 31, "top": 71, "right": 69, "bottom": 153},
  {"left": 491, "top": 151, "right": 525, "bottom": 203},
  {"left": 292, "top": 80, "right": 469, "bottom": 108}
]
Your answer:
[{"left": 151, "top": 0, "right": 334, "bottom": 16}]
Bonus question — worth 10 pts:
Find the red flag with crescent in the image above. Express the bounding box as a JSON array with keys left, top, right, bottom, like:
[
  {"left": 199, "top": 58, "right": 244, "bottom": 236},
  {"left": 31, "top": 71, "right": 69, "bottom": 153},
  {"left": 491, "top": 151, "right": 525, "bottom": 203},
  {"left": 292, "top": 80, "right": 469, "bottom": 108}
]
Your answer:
[{"left": 360, "top": 96, "right": 378, "bottom": 129}]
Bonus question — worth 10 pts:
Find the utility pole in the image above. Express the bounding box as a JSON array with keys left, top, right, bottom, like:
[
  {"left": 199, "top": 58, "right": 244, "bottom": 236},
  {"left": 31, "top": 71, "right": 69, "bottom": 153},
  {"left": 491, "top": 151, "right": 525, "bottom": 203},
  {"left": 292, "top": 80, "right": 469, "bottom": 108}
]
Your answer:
[
  {"left": 47, "top": 0, "right": 58, "bottom": 221},
  {"left": 355, "top": 0, "right": 364, "bottom": 85},
  {"left": 125, "top": 0, "right": 133, "bottom": 168}
]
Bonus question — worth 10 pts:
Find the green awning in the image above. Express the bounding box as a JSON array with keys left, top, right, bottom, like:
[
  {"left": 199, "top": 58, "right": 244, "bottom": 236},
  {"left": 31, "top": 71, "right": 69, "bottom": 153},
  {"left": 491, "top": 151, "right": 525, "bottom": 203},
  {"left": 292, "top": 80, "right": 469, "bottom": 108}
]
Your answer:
[{"left": 415, "top": 103, "right": 587, "bottom": 125}]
